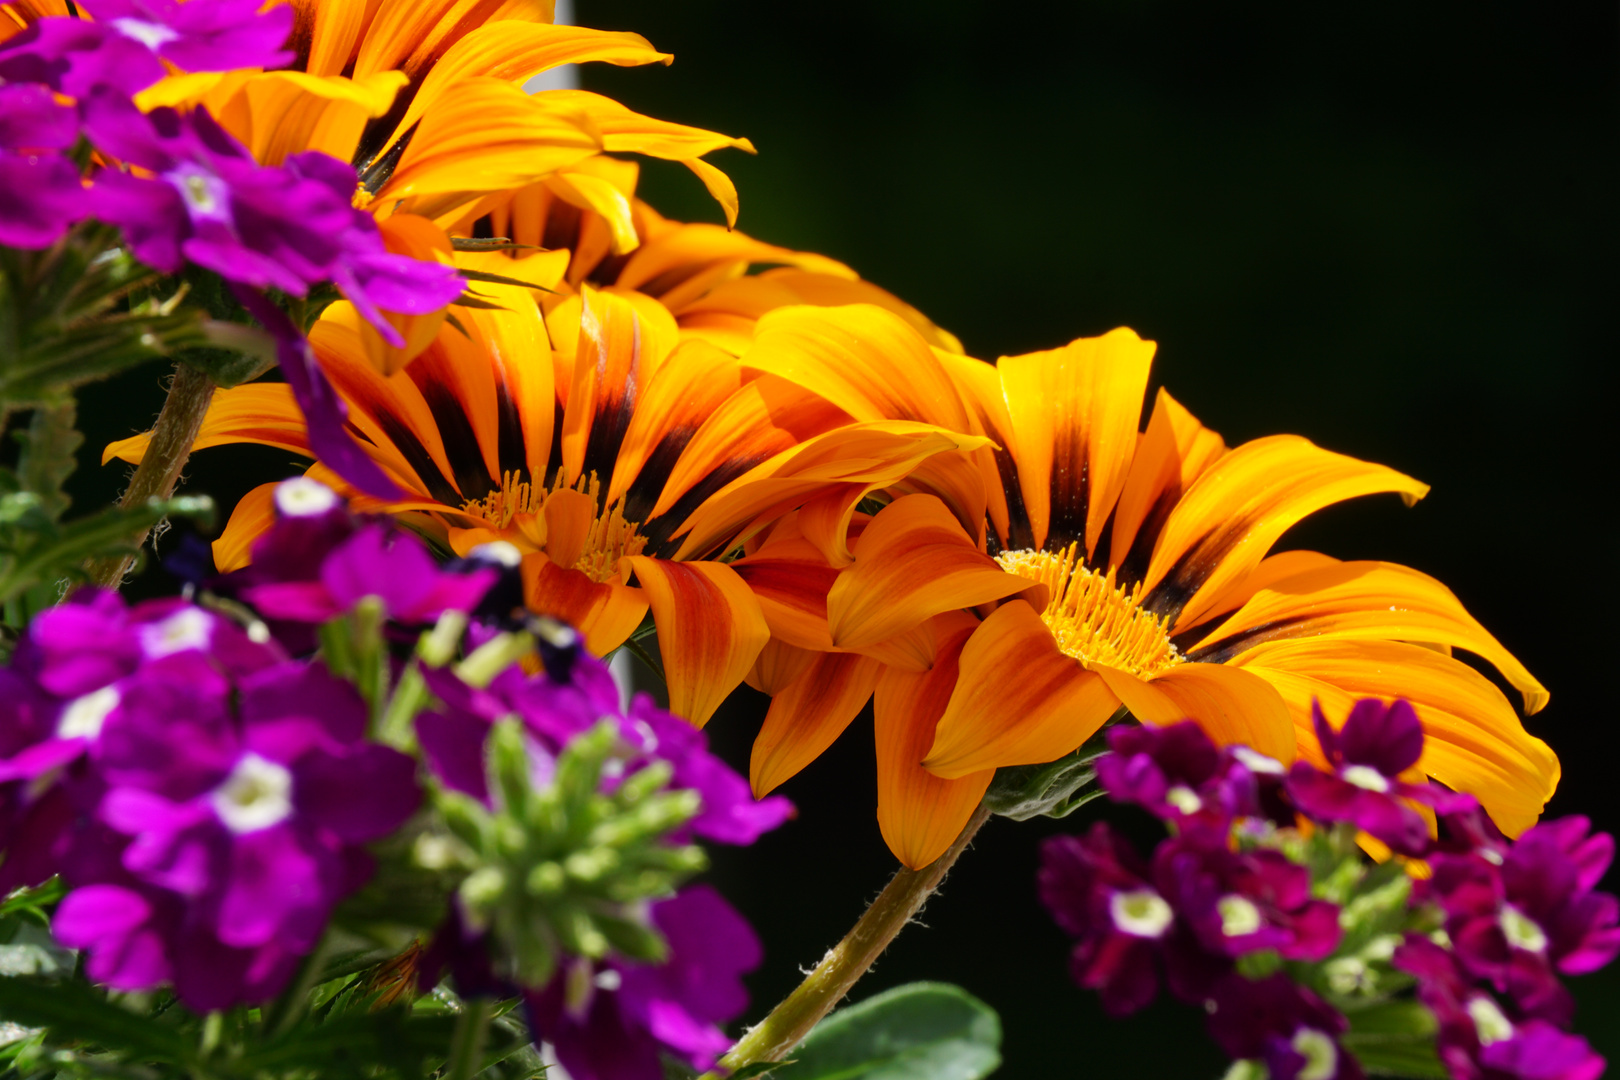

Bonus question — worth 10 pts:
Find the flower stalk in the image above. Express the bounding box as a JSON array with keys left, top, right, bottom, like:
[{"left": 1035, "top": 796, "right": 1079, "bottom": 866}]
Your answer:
[
  {"left": 715, "top": 803, "right": 993, "bottom": 1072},
  {"left": 87, "top": 360, "right": 215, "bottom": 588}
]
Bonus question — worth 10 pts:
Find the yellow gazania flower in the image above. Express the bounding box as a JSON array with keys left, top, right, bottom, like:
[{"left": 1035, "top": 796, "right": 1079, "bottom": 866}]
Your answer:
[
  {"left": 445, "top": 155, "right": 965, "bottom": 357},
  {"left": 104, "top": 286, "right": 988, "bottom": 725},
  {"left": 730, "top": 305, "right": 1555, "bottom": 869}
]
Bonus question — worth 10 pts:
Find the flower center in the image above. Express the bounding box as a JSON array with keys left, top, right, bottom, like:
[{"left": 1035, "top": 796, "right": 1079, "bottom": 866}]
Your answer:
[
  {"left": 994, "top": 544, "right": 1184, "bottom": 677},
  {"left": 1109, "top": 888, "right": 1174, "bottom": 938},
  {"left": 1340, "top": 764, "right": 1391, "bottom": 793},
  {"left": 1499, "top": 904, "right": 1548, "bottom": 954},
  {"left": 140, "top": 608, "right": 214, "bottom": 658},
  {"left": 1466, "top": 996, "right": 1515, "bottom": 1046},
  {"left": 463, "top": 472, "right": 647, "bottom": 585},
  {"left": 164, "top": 164, "right": 229, "bottom": 222},
  {"left": 57, "top": 686, "right": 119, "bottom": 741},
  {"left": 210, "top": 753, "right": 294, "bottom": 833},
  {"left": 1217, "top": 894, "right": 1263, "bottom": 937},
  {"left": 275, "top": 476, "right": 339, "bottom": 517},
  {"left": 111, "top": 16, "right": 179, "bottom": 50},
  {"left": 1291, "top": 1028, "right": 1339, "bottom": 1080},
  {"left": 1165, "top": 785, "right": 1204, "bottom": 815}
]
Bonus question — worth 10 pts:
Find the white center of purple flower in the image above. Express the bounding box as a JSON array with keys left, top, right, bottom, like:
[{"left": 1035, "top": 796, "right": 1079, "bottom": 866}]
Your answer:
[
  {"left": 110, "top": 17, "right": 178, "bottom": 50},
  {"left": 1217, "top": 894, "right": 1263, "bottom": 937},
  {"left": 164, "top": 164, "right": 230, "bottom": 224},
  {"left": 275, "top": 477, "right": 339, "bottom": 518},
  {"left": 140, "top": 608, "right": 214, "bottom": 658},
  {"left": 470, "top": 540, "right": 523, "bottom": 568},
  {"left": 1165, "top": 785, "right": 1203, "bottom": 814},
  {"left": 1291, "top": 1028, "right": 1338, "bottom": 1080},
  {"left": 1232, "top": 746, "right": 1286, "bottom": 775},
  {"left": 210, "top": 753, "right": 294, "bottom": 833},
  {"left": 1109, "top": 888, "right": 1173, "bottom": 938},
  {"left": 1499, "top": 904, "right": 1548, "bottom": 954},
  {"left": 56, "top": 685, "right": 119, "bottom": 741},
  {"left": 1340, "top": 764, "right": 1390, "bottom": 793},
  {"left": 594, "top": 968, "right": 622, "bottom": 992},
  {"left": 1466, "top": 995, "right": 1515, "bottom": 1046}
]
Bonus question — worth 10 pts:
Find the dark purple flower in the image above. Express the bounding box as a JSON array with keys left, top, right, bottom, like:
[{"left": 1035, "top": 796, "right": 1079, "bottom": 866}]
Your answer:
[
  {"left": 1427, "top": 816, "right": 1620, "bottom": 1025},
  {"left": 244, "top": 521, "right": 493, "bottom": 624},
  {"left": 0, "top": 82, "right": 87, "bottom": 247},
  {"left": 525, "top": 885, "right": 760, "bottom": 1079},
  {"left": 1205, "top": 974, "right": 1361, "bottom": 1080},
  {"left": 0, "top": 0, "right": 290, "bottom": 97},
  {"left": 1037, "top": 822, "right": 1223, "bottom": 1015},
  {"left": 1157, "top": 834, "right": 1342, "bottom": 963},
  {"left": 1286, "top": 698, "right": 1457, "bottom": 856},
  {"left": 1097, "top": 721, "right": 1264, "bottom": 833},
  {"left": 1394, "top": 936, "right": 1605, "bottom": 1080}
]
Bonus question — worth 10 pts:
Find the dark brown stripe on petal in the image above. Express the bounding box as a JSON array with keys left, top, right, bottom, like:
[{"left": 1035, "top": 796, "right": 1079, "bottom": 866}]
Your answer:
[
  {"left": 494, "top": 382, "right": 527, "bottom": 479},
  {"left": 370, "top": 406, "right": 462, "bottom": 506},
  {"left": 1182, "top": 615, "right": 1316, "bottom": 666},
  {"left": 1113, "top": 485, "right": 1184, "bottom": 589},
  {"left": 621, "top": 424, "right": 700, "bottom": 526},
  {"left": 640, "top": 454, "right": 773, "bottom": 558},
  {"left": 993, "top": 444, "right": 1034, "bottom": 555},
  {"left": 411, "top": 377, "right": 495, "bottom": 501},
  {"left": 1047, "top": 452, "right": 1088, "bottom": 553},
  {"left": 1140, "top": 518, "right": 1256, "bottom": 627}
]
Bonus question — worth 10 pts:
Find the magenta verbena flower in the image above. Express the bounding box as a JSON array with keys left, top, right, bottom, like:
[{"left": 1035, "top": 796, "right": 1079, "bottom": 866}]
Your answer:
[
  {"left": 1096, "top": 720, "right": 1271, "bottom": 834},
  {"left": 1395, "top": 936, "right": 1606, "bottom": 1080},
  {"left": 524, "top": 885, "right": 761, "bottom": 1080},
  {"left": 1206, "top": 973, "right": 1362, "bottom": 1080},
  {"left": 1425, "top": 816, "right": 1620, "bottom": 1025},
  {"left": 0, "top": 82, "right": 87, "bottom": 248},
  {"left": 1157, "top": 833, "right": 1342, "bottom": 963},
  {"left": 1286, "top": 698, "right": 1464, "bottom": 856}
]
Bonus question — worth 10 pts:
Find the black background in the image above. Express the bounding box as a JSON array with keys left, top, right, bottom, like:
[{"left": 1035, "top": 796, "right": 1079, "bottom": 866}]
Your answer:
[{"left": 75, "top": 1, "right": 1618, "bottom": 1073}]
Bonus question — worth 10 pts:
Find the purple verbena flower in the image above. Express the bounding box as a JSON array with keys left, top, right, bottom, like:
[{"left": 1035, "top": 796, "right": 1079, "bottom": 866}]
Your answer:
[
  {"left": 0, "top": 82, "right": 86, "bottom": 247},
  {"left": 1036, "top": 821, "right": 1224, "bottom": 1015},
  {"left": 1205, "top": 973, "right": 1362, "bottom": 1080},
  {"left": 1097, "top": 721, "right": 1265, "bottom": 833},
  {"left": 1157, "top": 833, "right": 1342, "bottom": 963},
  {"left": 1286, "top": 698, "right": 1458, "bottom": 856},
  {"left": 1426, "top": 816, "right": 1619, "bottom": 1025},
  {"left": 1395, "top": 935, "right": 1606, "bottom": 1080},
  {"left": 525, "top": 885, "right": 760, "bottom": 1080}
]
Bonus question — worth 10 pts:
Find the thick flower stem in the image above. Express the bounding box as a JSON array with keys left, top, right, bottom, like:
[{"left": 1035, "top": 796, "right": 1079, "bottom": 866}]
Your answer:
[
  {"left": 87, "top": 361, "right": 215, "bottom": 589},
  {"left": 716, "top": 803, "right": 993, "bottom": 1072},
  {"left": 445, "top": 997, "right": 495, "bottom": 1080}
]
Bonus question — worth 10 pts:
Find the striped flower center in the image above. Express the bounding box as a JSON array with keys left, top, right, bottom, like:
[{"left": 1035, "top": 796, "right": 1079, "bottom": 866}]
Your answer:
[
  {"left": 995, "top": 544, "right": 1185, "bottom": 678},
  {"left": 463, "top": 471, "right": 647, "bottom": 584}
]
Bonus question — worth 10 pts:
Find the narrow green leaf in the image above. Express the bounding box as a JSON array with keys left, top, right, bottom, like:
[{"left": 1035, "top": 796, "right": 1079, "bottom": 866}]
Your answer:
[
  {"left": 769, "top": 982, "right": 1002, "bottom": 1080},
  {"left": 0, "top": 977, "right": 190, "bottom": 1062}
]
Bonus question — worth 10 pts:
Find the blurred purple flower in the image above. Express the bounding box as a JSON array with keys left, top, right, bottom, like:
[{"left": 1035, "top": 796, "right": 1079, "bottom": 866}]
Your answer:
[
  {"left": 1206, "top": 974, "right": 1362, "bottom": 1080},
  {"left": 1158, "top": 834, "right": 1342, "bottom": 963},
  {"left": 1286, "top": 698, "right": 1460, "bottom": 856},
  {"left": 525, "top": 885, "right": 760, "bottom": 1080},
  {"left": 0, "top": 83, "right": 86, "bottom": 248}
]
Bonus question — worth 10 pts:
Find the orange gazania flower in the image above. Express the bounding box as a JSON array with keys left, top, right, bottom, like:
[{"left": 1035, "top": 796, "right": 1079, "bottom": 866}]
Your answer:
[
  {"left": 734, "top": 306, "right": 1555, "bottom": 868},
  {"left": 104, "top": 287, "right": 988, "bottom": 725}
]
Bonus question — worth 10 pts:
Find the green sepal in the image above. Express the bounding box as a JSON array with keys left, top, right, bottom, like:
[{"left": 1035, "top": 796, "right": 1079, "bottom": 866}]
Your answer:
[
  {"left": 981, "top": 713, "right": 1121, "bottom": 820},
  {"left": 1341, "top": 1000, "right": 1446, "bottom": 1078}
]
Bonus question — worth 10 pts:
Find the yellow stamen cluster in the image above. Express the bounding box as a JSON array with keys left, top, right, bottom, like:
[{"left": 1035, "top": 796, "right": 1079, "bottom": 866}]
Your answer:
[
  {"left": 462, "top": 471, "right": 647, "bottom": 584},
  {"left": 995, "top": 544, "right": 1184, "bottom": 678}
]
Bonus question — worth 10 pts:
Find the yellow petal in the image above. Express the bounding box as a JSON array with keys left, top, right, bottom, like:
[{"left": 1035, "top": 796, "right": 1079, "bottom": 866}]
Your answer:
[
  {"left": 924, "top": 600, "right": 1120, "bottom": 778},
  {"left": 352, "top": 0, "right": 555, "bottom": 81},
  {"left": 751, "top": 651, "right": 882, "bottom": 796},
  {"left": 626, "top": 557, "right": 769, "bottom": 726},
  {"left": 1142, "top": 434, "right": 1431, "bottom": 630},
  {"left": 604, "top": 338, "right": 743, "bottom": 510},
  {"left": 1091, "top": 663, "right": 1296, "bottom": 764},
  {"left": 558, "top": 287, "right": 671, "bottom": 492},
  {"left": 102, "top": 384, "right": 311, "bottom": 467},
  {"left": 211, "top": 481, "right": 280, "bottom": 573},
  {"left": 1108, "top": 387, "right": 1226, "bottom": 575}
]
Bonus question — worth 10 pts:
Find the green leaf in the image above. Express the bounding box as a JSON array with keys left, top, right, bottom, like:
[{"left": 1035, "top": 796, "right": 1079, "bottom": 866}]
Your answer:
[
  {"left": 0, "top": 923, "right": 74, "bottom": 979},
  {"left": 0, "top": 494, "right": 215, "bottom": 606},
  {"left": 0, "top": 977, "right": 191, "bottom": 1063},
  {"left": 982, "top": 716, "right": 1120, "bottom": 821},
  {"left": 769, "top": 982, "right": 1001, "bottom": 1080},
  {"left": 14, "top": 401, "right": 82, "bottom": 524},
  {"left": 1342, "top": 1000, "right": 1446, "bottom": 1079}
]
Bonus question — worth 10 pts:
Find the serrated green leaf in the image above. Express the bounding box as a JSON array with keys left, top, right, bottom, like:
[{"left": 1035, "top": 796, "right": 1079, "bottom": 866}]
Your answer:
[
  {"left": 0, "top": 977, "right": 191, "bottom": 1063},
  {"left": 13, "top": 401, "right": 82, "bottom": 524},
  {"left": 769, "top": 982, "right": 1001, "bottom": 1080}
]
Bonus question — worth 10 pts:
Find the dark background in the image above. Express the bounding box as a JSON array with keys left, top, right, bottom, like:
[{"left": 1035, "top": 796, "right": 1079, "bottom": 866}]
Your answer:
[{"left": 75, "top": 0, "right": 1618, "bottom": 1073}]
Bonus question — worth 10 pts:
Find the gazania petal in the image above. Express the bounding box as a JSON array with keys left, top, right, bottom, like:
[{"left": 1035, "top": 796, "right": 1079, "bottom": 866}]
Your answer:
[
  {"left": 827, "top": 494, "right": 1032, "bottom": 651},
  {"left": 751, "top": 652, "right": 882, "bottom": 797},
  {"left": 998, "top": 327, "right": 1156, "bottom": 556},
  {"left": 1141, "top": 434, "right": 1431, "bottom": 629},
  {"left": 924, "top": 600, "right": 1120, "bottom": 779},
  {"left": 1091, "top": 663, "right": 1296, "bottom": 764},
  {"left": 212, "top": 482, "right": 280, "bottom": 573},
  {"left": 1108, "top": 387, "right": 1226, "bottom": 575},
  {"left": 875, "top": 616, "right": 993, "bottom": 870},
  {"left": 521, "top": 553, "right": 648, "bottom": 657},
  {"left": 1232, "top": 638, "right": 1559, "bottom": 836},
  {"left": 745, "top": 638, "right": 817, "bottom": 697},
  {"left": 102, "top": 384, "right": 311, "bottom": 467},
  {"left": 626, "top": 556, "right": 769, "bottom": 726}
]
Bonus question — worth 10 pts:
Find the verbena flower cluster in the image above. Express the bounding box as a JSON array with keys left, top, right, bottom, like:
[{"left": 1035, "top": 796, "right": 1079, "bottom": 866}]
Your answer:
[
  {"left": 1039, "top": 702, "right": 1618, "bottom": 1080},
  {"left": 0, "top": 0, "right": 463, "bottom": 498},
  {"left": 0, "top": 480, "right": 789, "bottom": 1080}
]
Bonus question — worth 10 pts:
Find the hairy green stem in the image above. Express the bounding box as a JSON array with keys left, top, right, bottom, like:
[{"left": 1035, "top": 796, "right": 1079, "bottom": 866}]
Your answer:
[
  {"left": 87, "top": 362, "right": 215, "bottom": 589},
  {"left": 445, "top": 997, "right": 495, "bottom": 1080},
  {"left": 717, "top": 803, "right": 993, "bottom": 1071}
]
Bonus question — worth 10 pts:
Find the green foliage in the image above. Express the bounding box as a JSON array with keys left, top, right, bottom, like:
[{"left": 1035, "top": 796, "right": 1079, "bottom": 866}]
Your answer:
[
  {"left": 763, "top": 982, "right": 1001, "bottom": 1080},
  {"left": 981, "top": 716, "right": 1119, "bottom": 821}
]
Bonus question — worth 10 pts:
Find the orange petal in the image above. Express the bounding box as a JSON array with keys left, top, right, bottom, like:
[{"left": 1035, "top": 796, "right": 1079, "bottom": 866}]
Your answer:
[
  {"left": 541, "top": 487, "right": 594, "bottom": 569},
  {"left": 559, "top": 287, "right": 670, "bottom": 491},
  {"left": 521, "top": 553, "right": 649, "bottom": 656},
  {"left": 826, "top": 494, "right": 1032, "bottom": 651},
  {"left": 741, "top": 304, "right": 975, "bottom": 430},
  {"left": 997, "top": 328, "right": 1156, "bottom": 556},
  {"left": 211, "top": 481, "right": 280, "bottom": 573},
  {"left": 729, "top": 541, "right": 838, "bottom": 650},
  {"left": 1174, "top": 550, "right": 1343, "bottom": 637},
  {"left": 1188, "top": 560, "right": 1547, "bottom": 715},
  {"left": 1142, "top": 434, "right": 1431, "bottom": 631},
  {"left": 750, "top": 652, "right": 882, "bottom": 797},
  {"left": 605, "top": 338, "right": 744, "bottom": 510},
  {"left": 1108, "top": 387, "right": 1226, "bottom": 575},
  {"left": 744, "top": 638, "right": 817, "bottom": 696},
  {"left": 102, "top": 384, "right": 310, "bottom": 466},
  {"left": 1091, "top": 663, "right": 1296, "bottom": 764},
  {"left": 1232, "top": 638, "right": 1560, "bottom": 837},
  {"left": 626, "top": 556, "right": 769, "bottom": 726},
  {"left": 616, "top": 226, "right": 853, "bottom": 312},
  {"left": 935, "top": 348, "right": 1021, "bottom": 549},
  {"left": 875, "top": 616, "right": 994, "bottom": 869},
  {"left": 924, "top": 600, "right": 1121, "bottom": 779}
]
